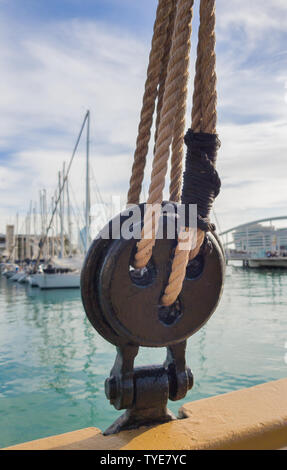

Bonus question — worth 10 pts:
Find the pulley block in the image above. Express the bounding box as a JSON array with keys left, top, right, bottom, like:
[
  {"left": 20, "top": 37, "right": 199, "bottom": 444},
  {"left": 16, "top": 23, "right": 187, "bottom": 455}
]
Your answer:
[{"left": 81, "top": 202, "right": 225, "bottom": 434}]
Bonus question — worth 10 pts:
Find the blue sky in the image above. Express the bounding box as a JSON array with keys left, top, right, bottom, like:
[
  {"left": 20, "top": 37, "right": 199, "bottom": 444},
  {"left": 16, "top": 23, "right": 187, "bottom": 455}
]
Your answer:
[
  {"left": 0, "top": 0, "right": 287, "bottom": 234},
  {"left": 0, "top": 1, "right": 157, "bottom": 40}
]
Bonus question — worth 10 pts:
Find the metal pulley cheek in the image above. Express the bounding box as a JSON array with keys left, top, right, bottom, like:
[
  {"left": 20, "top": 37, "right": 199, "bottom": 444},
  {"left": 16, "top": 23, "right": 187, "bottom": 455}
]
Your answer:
[
  {"left": 81, "top": 203, "right": 225, "bottom": 348},
  {"left": 81, "top": 203, "right": 147, "bottom": 347},
  {"left": 81, "top": 235, "right": 122, "bottom": 347}
]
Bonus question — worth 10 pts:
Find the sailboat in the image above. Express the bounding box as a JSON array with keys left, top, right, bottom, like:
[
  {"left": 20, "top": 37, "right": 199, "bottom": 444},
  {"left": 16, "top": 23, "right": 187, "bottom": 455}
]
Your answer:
[
  {"left": 34, "top": 259, "right": 82, "bottom": 289},
  {"left": 28, "top": 111, "right": 91, "bottom": 289},
  {"left": 2, "top": 264, "right": 19, "bottom": 278}
]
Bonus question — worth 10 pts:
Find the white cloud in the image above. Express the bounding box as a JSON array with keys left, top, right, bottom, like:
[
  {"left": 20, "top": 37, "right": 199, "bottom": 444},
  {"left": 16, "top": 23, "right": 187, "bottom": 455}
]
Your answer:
[
  {"left": 215, "top": 118, "right": 287, "bottom": 230},
  {"left": 217, "top": 0, "right": 287, "bottom": 39},
  {"left": 0, "top": 17, "right": 151, "bottom": 232},
  {"left": 0, "top": 2, "right": 287, "bottom": 236},
  {"left": 0, "top": 19, "right": 147, "bottom": 144}
]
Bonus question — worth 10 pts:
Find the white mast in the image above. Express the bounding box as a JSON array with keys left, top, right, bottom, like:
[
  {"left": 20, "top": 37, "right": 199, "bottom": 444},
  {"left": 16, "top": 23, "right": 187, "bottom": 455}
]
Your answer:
[
  {"left": 62, "top": 162, "right": 67, "bottom": 257},
  {"left": 39, "top": 191, "right": 43, "bottom": 236},
  {"left": 39, "top": 190, "right": 45, "bottom": 259},
  {"left": 62, "top": 161, "right": 66, "bottom": 248},
  {"left": 33, "top": 203, "right": 37, "bottom": 259},
  {"left": 20, "top": 222, "right": 24, "bottom": 264},
  {"left": 59, "top": 171, "right": 64, "bottom": 258},
  {"left": 66, "top": 173, "right": 72, "bottom": 256},
  {"left": 33, "top": 203, "right": 37, "bottom": 236},
  {"left": 85, "top": 110, "right": 91, "bottom": 254},
  {"left": 51, "top": 196, "right": 55, "bottom": 259},
  {"left": 26, "top": 200, "right": 32, "bottom": 259},
  {"left": 43, "top": 190, "right": 48, "bottom": 259},
  {"left": 33, "top": 111, "right": 89, "bottom": 272},
  {"left": 55, "top": 189, "right": 59, "bottom": 257},
  {"left": 25, "top": 213, "right": 28, "bottom": 260}
]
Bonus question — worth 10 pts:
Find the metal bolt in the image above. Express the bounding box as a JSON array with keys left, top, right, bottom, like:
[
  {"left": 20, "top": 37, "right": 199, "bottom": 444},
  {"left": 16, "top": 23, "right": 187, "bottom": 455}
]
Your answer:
[
  {"left": 105, "top": 375, "right": 118, "bottom": 401},
  {"left": 187, "top": 368, "right": 194, "bottom": 390}
]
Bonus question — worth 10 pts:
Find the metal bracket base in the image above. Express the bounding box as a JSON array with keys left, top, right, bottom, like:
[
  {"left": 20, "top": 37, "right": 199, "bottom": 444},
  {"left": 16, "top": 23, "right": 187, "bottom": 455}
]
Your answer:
[
  {"left": 103, "top": 341, "right": 193, "bottom": 435},
  {"left": 104, "top": 406, "right": 176, "bottom": 436}
]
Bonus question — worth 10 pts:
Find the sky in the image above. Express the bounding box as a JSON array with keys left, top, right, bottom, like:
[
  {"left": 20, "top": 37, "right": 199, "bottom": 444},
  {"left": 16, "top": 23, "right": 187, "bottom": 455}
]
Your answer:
[{"left": 0, "top": 0, "right": 287, "bottom": 236}]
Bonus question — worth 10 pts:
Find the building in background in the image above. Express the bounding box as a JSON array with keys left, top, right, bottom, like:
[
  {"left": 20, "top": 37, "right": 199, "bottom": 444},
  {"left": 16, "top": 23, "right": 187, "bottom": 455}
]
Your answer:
[
  {"left": 233, "top": 224, "right": 287, "bottom": 255},
  {"left": 276, "top": 228, "right": 287, "bottom": 251},
  {"left": 0, "top": 226, "right": 65, "bottom": 262}
]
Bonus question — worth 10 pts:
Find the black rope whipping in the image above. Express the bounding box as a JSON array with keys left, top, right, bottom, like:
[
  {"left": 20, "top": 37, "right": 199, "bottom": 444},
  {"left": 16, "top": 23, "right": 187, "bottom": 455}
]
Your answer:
[{"left": 181, "top": 129, "right": 221, "bottom": 232}]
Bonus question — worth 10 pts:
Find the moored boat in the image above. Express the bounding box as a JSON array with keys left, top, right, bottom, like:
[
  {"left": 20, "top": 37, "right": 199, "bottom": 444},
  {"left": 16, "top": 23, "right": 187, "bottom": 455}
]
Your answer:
[
  {"left": 10, "top": 271, "right": 24, "bottom": 281},
  {"left": 27, "top": 274, "right": 40, "bottom": 287},
  {"left": 17, "top": 272, "right": 28, "bottom": 283},
  {"left": 2, "top": 264, "right": 19, "bottom": 278},
  {"left": 35, "top": 271, "right": 80, "bottom": 289}
]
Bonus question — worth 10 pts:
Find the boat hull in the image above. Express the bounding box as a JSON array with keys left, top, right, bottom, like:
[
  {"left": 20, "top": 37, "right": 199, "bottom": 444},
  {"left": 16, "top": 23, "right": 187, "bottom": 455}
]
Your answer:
[
  {"left": 18, "top": 273, "right": 28, "bottom": 283},
  {"left": 5, "top": 271, "right": 16, "bottom": 279},
  {"left": 11, "top": 272, "right": 23, "bottom": 281},
  {"left": 27, "top": 275, "right": 40, "bottom": 287},
  {"left": 35, "top": 273, "right": 80, "bottom": 289}
]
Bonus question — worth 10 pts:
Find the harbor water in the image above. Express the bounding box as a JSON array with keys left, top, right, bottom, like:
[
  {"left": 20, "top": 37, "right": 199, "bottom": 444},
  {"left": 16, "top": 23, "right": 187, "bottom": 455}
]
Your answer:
[{"left": 0, "top": 267, "right": 287, "bottom": 448}]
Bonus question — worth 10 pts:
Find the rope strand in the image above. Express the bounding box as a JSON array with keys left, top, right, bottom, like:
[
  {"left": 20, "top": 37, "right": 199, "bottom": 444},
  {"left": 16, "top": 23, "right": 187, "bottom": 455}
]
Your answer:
[
  {"left": 162, "top": 0, "right": 218, "bottom": 306},
  {"left": 154, "top": 0, "right": 177, "bottom": 149},
  {"left": 127, "top": 0, "right": 174, "bottom": 205},
  {"left": 134, "top": 0, "right": 194, "bottom": 270},
  {"left": 127, "top": 0, "right": 219, "bottom": 308}
]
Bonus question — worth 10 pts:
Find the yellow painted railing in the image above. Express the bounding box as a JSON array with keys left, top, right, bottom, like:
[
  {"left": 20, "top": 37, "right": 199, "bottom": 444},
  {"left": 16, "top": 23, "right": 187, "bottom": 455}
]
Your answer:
[{"left": 4, "top": 378, "right": 287, "bottom": 450}]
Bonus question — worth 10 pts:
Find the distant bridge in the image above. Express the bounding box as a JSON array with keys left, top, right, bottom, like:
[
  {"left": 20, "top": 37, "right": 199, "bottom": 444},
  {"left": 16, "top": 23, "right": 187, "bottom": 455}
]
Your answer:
[{"left": 220, "top": 216, "right": 287, "bottom": 237}]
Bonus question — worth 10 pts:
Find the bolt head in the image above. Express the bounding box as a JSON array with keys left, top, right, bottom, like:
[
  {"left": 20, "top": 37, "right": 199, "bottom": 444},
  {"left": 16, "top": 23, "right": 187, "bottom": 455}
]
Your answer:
[
  {"left": 105, "top": 375, "right": 117, "bottom": 401},
  {"left": 187, "top": 368, "right": 194, "bottom": 390}
]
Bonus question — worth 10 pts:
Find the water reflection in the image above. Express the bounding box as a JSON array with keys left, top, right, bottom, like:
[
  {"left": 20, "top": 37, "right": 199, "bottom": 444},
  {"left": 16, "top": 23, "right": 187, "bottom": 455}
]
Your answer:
[{"left": 0, "top": 267, "right": 287, "bottom": 447}]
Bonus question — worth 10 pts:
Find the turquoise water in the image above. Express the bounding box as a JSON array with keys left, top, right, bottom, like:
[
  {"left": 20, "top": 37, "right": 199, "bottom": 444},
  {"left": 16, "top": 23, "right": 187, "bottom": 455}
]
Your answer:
[{"left": 0, "top": 267, "right": 287, "bottom": 448}]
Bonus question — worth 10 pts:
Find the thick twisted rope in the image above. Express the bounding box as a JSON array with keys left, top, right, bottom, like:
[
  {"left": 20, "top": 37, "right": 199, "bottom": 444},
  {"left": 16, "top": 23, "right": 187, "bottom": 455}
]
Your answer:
[
  {"left": 127, "top": 0, "right": 175, "bottom": 206},
  {"left": 169, "top": 54, "right": 190, "bottom": 203},
  {"left": 199, "top": 0, "right": 217, "bottom": 134},
  {"left": 155, "top": 0, "right": 188, "bottom": 204},
  {"left": 134, "top": 0, "right": 194, "bottom": 270},
  {"left": 191, "top": 22, "right": 204, "bottom": 132},
  {"left": 154, "top": 0, "right": 177, "bottom": 150},
  {"left": 162, "top": 0, "right": 218, "bottom": 306}
]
